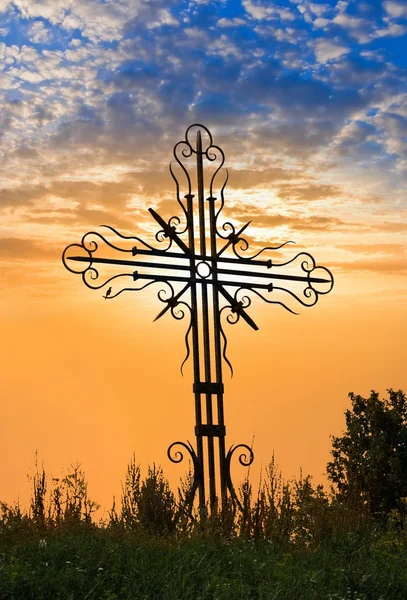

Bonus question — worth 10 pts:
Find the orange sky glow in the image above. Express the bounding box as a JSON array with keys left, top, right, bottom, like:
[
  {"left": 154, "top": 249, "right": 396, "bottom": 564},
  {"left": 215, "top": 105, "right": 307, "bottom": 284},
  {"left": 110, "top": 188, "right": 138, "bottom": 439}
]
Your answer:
[{"left": 1, "top": 0, "right": 407, "bottom": 517}]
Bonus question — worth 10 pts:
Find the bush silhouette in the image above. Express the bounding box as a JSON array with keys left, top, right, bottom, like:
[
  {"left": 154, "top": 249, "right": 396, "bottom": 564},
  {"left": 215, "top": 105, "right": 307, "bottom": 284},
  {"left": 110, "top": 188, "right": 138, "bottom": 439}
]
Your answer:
[{"left": 327, "top": 389, "right": 407, "bottom": 516}]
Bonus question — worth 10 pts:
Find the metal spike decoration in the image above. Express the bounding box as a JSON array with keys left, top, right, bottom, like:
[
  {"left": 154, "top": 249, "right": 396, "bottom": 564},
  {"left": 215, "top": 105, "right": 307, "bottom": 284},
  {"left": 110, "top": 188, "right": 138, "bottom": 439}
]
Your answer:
[{"left": 62, "top": 124, "right": 334, "bottom": 513}]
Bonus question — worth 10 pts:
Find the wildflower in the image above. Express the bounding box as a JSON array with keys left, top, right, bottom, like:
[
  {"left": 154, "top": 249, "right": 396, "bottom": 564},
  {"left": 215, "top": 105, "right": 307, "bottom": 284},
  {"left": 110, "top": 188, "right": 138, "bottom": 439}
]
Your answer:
[{"left": 39, "top": 539, "right": 47, "bottom": 548}]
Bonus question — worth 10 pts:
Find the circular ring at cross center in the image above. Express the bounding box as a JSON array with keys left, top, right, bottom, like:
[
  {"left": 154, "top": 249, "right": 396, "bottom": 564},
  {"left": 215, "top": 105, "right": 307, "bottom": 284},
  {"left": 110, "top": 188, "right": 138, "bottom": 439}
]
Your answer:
[{"left": 196, "top": 261, "right": 212, "bottom": 278}]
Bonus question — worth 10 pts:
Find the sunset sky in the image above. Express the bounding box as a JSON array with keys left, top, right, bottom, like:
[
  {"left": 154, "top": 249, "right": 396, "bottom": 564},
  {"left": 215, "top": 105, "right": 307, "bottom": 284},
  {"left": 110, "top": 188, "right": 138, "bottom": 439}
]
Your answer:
[{"left": 1, "top": 0, "right": 407, "bottom": 515}]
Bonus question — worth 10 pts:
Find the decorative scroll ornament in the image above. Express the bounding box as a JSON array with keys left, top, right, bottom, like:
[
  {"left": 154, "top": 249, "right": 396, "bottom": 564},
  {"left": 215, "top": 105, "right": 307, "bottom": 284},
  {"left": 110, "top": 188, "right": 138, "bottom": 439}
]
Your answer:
[
  {"left": 167, "top": 441, "right": 202, "bottom": 514},
  {"left": 62, "top": 124, "right": 334, "bottom": 513},
  {"left": 225, "top": 444, "right": 255, "bottom": 511}
]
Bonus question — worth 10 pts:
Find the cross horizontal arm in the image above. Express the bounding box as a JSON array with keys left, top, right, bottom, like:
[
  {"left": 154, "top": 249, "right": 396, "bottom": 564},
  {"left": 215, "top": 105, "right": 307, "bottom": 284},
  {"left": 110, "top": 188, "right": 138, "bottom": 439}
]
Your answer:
[
  {"left": 217, "top": 267, "right": 331, "bottom": 284},
  {"left": 67, "top": 256, "right": 329, "bottom": 285},
  {"left": 133, "top": 246, "right": 272, "bottom": 268},
  {"left": 66, "top": 256, "right": 275, "bottom": 290},
  {"left": 67, "top": 255, "right": 191, "bottom": 272},
  {"left": 132, "top": 272, "right": 274, "bottom": 292}
]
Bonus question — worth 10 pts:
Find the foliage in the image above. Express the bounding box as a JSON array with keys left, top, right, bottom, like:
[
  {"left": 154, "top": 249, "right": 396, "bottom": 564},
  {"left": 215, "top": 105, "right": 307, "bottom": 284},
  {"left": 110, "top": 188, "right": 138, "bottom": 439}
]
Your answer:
[
  {"left": 116, "top": 453, "right": 177, "bottom": 535},
  {"left": 327, "top": 389, "right": 407, "bottom": 515},
  {"left": 235, "top": 457, "right": 350, "bottom": 547},
  {"left": 27, "top": 456, "right": 100, "bottom": 530}
]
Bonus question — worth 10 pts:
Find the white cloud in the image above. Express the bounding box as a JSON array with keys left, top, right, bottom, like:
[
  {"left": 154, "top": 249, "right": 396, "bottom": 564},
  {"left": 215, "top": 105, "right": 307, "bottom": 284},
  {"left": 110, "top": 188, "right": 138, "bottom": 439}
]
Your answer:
[
  {"left": 313, "top": 17, "right": 329, "bottom": 28},
  {"left": 360, "top": 50, "right": 386, "bottom": 62},
  {"left": 9, "top": 67, "right": 44, "bottom": 83},
  {"left": 376, "top": 107, "right": 407, "bottom": 158},
  {"left": 6, "top": 0, "right": 156, "bottom": 42},
  {"left": 257, "top": 24, "right": 301, "bottom": 43},
  {"left": 308, "top": 3, "right": 329, "bottom": 16},
  {"left": 218, "top": 17, "right": 246, "bottom": 27},
  {"left": 243, "top": 0, "right": 272, "bottom": 19},
  {"left": 335, "top": 1, "right": 348, "bottom": 13},
  {"left": 0, "top": 0, "right": 11, "bottom": 12},
  {"left": 314, "top": 38, "right": 349, "bottom": 63},
  {"left": 333, "top": 13, "right": 367, "bottom": 29},
  {"left": 184, "top": 27, "right": 210, "bottom": 42},
  {"left": 12, "top": 0, "right": 66, "bottom": 22},
  {"left": 384, "top": 1, "right": 407, "bottom": 18},
  {"left": 243, "top": 0, "right": 295, "bottom": 21},
  {"left": 28, "top": 21, "right": 52, "bottom": 44},
  {"left": 0, "top": 71, "right": 19, "bottom": 90},
  {"left": 61, "top": 14, "right": 82, "bottom": 30},
  {"left": 295, "top": 2, "right": 332, "bottom": 29},
  {"left": 373, "top": 22, "right": 407, "bottom": 39},
  {"left": 207, "top": 35, "right": 243, "bottom": 60},
  {"left": 147, "top": 8, "right": 178, "bottom": 29},
  {"left": 331, "top": 6, "right": 406, "bottom": 43},
  {"left": 335, "top": 120, "right": 376, "bottom": 147},
  {"left": 0, "top": 44, "right": 40, "bottom": 64}
]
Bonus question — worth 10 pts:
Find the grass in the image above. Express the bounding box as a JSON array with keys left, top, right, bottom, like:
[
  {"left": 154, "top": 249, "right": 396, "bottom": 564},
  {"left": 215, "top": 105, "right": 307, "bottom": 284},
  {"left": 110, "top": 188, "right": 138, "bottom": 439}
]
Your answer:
[
  {"left": 1, "top": 524, "right": 407, "bottom": 599},
  {"left": 1, "top": 455, "right": 407, "bottom": 599}
]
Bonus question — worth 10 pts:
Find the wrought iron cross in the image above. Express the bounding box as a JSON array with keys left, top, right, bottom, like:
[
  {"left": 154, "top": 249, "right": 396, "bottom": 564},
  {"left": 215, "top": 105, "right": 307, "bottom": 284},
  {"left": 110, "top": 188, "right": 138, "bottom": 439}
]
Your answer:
[{"left": 62, "top": 124, "right": 333, "bottom": 513}]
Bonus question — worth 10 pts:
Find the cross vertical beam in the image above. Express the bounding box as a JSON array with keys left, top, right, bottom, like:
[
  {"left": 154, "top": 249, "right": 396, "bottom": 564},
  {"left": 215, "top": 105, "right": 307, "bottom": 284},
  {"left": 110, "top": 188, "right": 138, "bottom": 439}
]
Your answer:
[
  {"left": 208, "top": 194, "right": 227, "bottom": 510},
  {"left": 196, "top": 131, "right": 217, "bottom": 510},
  {"left": 185, "top": 191, "right": 205, "bottom": 509}
]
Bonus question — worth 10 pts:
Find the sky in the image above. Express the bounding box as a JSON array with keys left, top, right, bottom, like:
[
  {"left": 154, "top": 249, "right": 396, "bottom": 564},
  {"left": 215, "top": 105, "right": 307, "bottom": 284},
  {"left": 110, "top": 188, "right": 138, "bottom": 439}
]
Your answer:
[{"left": 1, "top": 0, "right": 407, "bottom": 515}]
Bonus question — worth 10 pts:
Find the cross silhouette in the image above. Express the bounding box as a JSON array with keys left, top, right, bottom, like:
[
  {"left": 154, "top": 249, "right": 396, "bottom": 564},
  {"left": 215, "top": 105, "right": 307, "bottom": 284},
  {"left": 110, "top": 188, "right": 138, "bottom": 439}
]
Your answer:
[{"left": 62, "top": 124, "right": 334, "bottom": 513}]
